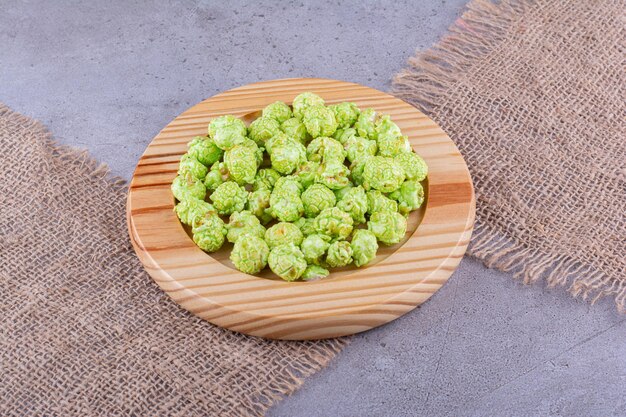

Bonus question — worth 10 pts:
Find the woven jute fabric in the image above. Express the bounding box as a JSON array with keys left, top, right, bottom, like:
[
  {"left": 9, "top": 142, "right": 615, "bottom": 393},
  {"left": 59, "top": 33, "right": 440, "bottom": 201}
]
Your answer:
[
  {"left": 394, "top": 0, "right": 626, "bottom": 310},
  {"left": 0, "top": 104, "right": 346, "bottom": 416}
]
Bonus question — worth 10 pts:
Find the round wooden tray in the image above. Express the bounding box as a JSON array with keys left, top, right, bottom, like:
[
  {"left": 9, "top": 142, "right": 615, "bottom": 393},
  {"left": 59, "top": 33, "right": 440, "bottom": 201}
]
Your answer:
[{"left": 127, "top": 78, "right": 475, "bottom": 340}]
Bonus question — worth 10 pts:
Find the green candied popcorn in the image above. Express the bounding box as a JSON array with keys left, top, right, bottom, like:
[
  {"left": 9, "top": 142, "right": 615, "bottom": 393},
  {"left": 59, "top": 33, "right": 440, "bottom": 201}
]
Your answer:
[
  {"left": 248, "top": 116, "right": 281, "bottom": 146},
  {"left": 270, "top": 138, "right": 307, "bottom": 175},
  {"left": 187, "top": 136, "right": 223, "bottom": 166},
  {"left": 252, "top": 168, "right": 282, "bottom": 191},
  {"left": 262, "top": 101, "right": 293, "bottom": 123},
  {"left": 326, "top": 241, "right": 353, "bottom": 267},
  {"left": 174, "top": 198, "right": 216, "bottom": 226},
  {"left": 377, "top": 133, "right": 411, "bottom": 157},
  {"left": 362, "top": 156, "right": 405, "bottom": 193},
  {"left": 366, "top": 190, "right": 398, "bottom": 215},
  {"left": 333, "top": 127, "right": 358, "bottom": 144},
  {"left": 389, "top": 180, "right": 425, "bottom": 216},
  {"left": 375, "top": 114, "right": 402, "bottom": 138},
  {"left": 264, "top": 222, "right": 304, "bottom": 249},
  {"left": 230, "top": 233, "right": 270, "bottom": 274},
  {"left": 333, "top": 184, "right": 353, "bottom": 201},
  {"left": 315, "top": 161, "right": 351, "bottom": 190},
  {"left": 300, "top": 234, "right": 331, "bottom": 264},
  {"left": 224, "top": 141, "right": 258, "bottom": 185},
  {"left": 226, "top": 210, "right": 265, "bottom": 243},
  {"left": 239, "top": 138, "right": 264, "bottom": 166},
  {"left": 314, "top": 207, "right": 353, "bottom": 241},
  {"left": 246, "top": 189, "right": 273, "bottom": 224},
  {"left": 204, "top": 161, "right": 230, "bottom": 191},
  {"left": 268, "top": 192, "right": 304, "bottom": 222},
  {"left": 171, "top": 173, "right": 206, "bottom": 201},
  {"left": 209, "top": 181, "right": 247, "bottom": 215},
  {"left": 208, "top": 115, "right": 247, "bottom": 150},
  {"left": 295, "top": 160, "right": 320, "bottom": 189},
  {"left": 344, "top": 136, "right": 377, "bottom": 164},
  {"left": 301, "top": 183, "right": 336, "bottom": 218},
  {"left": 178, "top": 154, "right": 208, "bottom": 180},
  {"left": 354, "top": 108, "right": 378, "bottom": 140},
  {"left": 264, "top": 132, "right": 292, "bottom": 154},
  {"left": 349, "top": 158, "right": 368, "bottom": 186},
  {"left": 336, "top": 185, "right": 368, "bottom": 224},
  {"left": 281, "top": 117, "right": 309, "bottom": 144},
  {"left": 394, "top": 152, "right": 428, "bottom": 182},
  {"left": 273, "top": 175, "right": 303, "bottom": 195},
  {"left": 351, "top": 229, "right": 378, "bottom": 267},
  {"left": 292, "top": 92, "right": 325, "bottom": 120},
  {"left": 306, "top": 136, "right": 346, "bottom": 164},
  {"left": 303, "top": 105, "right": 338, "bottom": 139},
  {"left": 302, "top": 264, "right": 330, "bottom": 281},
  {"left": 192, "top": 215, "right": 226, "bottom": 252},
  {"left": 294, "top": 217, "right": 317, "bottom": 236},
  {"left": 268, "top": 243, "right": 307, "bottom": 281},
  {"left": 330, "top": 102, "right": 360, "bottom": 129},
  {"left": 368, "top": 211, "right": 407, "bottom": 245}
]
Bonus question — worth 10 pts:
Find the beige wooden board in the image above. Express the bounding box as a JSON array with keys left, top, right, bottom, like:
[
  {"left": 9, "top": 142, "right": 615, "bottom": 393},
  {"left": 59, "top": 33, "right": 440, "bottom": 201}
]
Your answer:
[{"left": 127, "top": 78, "right": 475, "bottom": 340}]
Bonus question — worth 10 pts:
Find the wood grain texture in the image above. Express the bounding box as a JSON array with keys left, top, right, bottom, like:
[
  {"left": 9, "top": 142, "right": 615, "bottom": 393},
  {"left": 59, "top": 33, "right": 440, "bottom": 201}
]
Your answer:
[{"left": 127, "top": 78, "right": 475, "bottom": 340}]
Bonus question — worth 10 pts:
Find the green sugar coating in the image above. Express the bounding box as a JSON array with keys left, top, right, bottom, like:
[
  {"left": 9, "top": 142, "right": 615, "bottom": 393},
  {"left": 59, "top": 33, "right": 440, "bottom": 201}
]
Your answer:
[
  {"left": 344, "top": 135, "right": 377, "bottom": 164},
  {"left": 224, "top": 140, "right": 258, "bottom": 185},
  {"left": 209, "top": 181, "right": 247, "bottom": 215},
  {"left": 294, "top": 217, "right": 317, "bottom": 236},
  {"left": 302, "top": 264, "right": 330, "bottom": 281},
  {"left": 264, "top": 222, "right": 304, "bottom": 249},
  {"left": 262, "top": 101, "right": 293, "bottom": 123},
  {"left": 330, "top": 102, "right": 360, "bottom": 129},
  {"left": 248, "top": 116, "right": 281, "bottom": 146},
  {"left": 349, "top": 158, "right": 368, "bottom": 186},
  {"left": 253, "top": 168, "right": 282, "bottom": 191},
  {"left": 273, "top": 175, "right": 304, "bottom": 196},
  {"left": 246, "top": 188, "right": 273, "bottom": 224},
  {"left": 362, "top": 156, "right": 405, "bottom": 193},
  {"left": 208, "top": 115, "right": 247, "bottom": 150},
  {"left": 300, "top": 234, "right": 331, "bottom": 264},
  {"left": 269, "top": 191, "right": 304, "bottom": 222},
  {"left": 314, "top": 207, "right": 353, "bottom": 241},
  {"left": 389, "top": 180, "right": 425, "bottom": 216},
  {"left": 230, "top": 234, "right": 269, "bottom": 274},
  {"left": 226, "top": 210, "right": 265, "bottom": 243},
  {"left": 350, "top": 229, "right": 378, "bottom": 267},
  {"left": 333, "top": 127, "right": 358, "bottom": 144},
  {"left": 326, "top": 240, "right": 353, "bottom": 267},
  {"left": 171, "top": 173, "right": 206, "bottom": 202},
  {"left": 292, "top": 92, "right": 325, "bottom": 120},
  {"left": 268, "top": 243, "right": 307, "bottom": 281},
  {"left": 336, "top": 185, "right": 368, "bottom": 224},
  {"left": 377, "top": 133, "right": 411, "bottom": 157},
  {"left": 368, "top": 211, "right": 407, "bottom": 245},
  {"left": 354, "top": 108, "right": 378, "bottom": 140},
  {"left": 295, "top": 160, "right": 320, "bottom": 188},
  {"left": 301, "top": 183, "right": 336, "bottom": 218},
  {"left": 174, "top": 198, "right": 217, "bottom": 226},
  {"left": 306, "top": 136, "right": 346, "bottom": 164},
  {"left": 281, "top": 117, "right": 309, "bottom": 144},
  {"left": 178, "top": 153, "right": 208, "bottom": 180},
  {"left": 375, "top": 114, "right": 402, "bottom": 138},
  {"left": 366, "top": 190, "right": 398, "bottom": 215},
  {"left": 315, "top": 161, "right": 351, "bottom": 190},
  {"left": 187, "top": 136, "right": 223, "bottom": 166},
  {"left": 303, "top": 105, "right": 338, "bottom": 138},
  {"left": 204, "top": 161, "right": 230, "bottom": 191},
  {"left": 270, "top": 138, "right": 307, "bottom": 175},
  {"left": 192, "top": 215, "right": 226, "bottom": 252},
  {"left": 394, "top": 152, "right": 428, "bottom": 182}
]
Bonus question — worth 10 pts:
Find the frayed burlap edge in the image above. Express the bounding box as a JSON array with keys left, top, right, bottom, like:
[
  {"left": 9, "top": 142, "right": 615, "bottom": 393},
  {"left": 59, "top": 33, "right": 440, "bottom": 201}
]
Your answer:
[{"left": 392, "top": 0, "right": 625, "bottom": 311}]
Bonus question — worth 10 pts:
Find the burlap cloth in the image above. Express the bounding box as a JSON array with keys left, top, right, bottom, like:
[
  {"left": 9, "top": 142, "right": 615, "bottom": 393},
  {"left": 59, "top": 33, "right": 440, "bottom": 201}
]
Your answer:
[
  {"left": 0, "top": 104, "right": 346, "bottom": 416},
  {"left": 394, "top": 0, "right": 626, "bottom": 310}
]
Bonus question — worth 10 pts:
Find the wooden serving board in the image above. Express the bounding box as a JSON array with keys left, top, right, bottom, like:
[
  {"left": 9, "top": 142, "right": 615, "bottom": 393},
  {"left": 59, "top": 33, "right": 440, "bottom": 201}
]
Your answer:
[{"left": 127, "top": 78, "right": 475, "bottom": 340}]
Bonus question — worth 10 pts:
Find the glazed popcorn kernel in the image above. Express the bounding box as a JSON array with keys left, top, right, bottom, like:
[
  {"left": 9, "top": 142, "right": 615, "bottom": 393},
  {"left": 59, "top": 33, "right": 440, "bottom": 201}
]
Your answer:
[
  {"left": 171, "top": 173, "right": 206, "bottom": 202},
  {"left": 208, "top": 115, "right": 247, "bottom": 150},
  {"left": 314, "top": 207, "right": 353, "bottom": 241},
  {"left": 330, "top": 102, "right": 360, "bottom": 129},
  {"left": 192, "top": 214, "right": 227, "bottom": 253},
  {"left": 262, "top": 101, "right": 293, "bottom": 123},
  {"left": 301, "top": 183, "right": 337, "bottom": 218},
  {"left": 326, "top": 240, "right": 353, "bottom": 268},
  {"left": 303, "top": 105, "right": 338, "bottom": 139},
  {"left": 368, "top": 211, "right": 408, "bottom": 245},
  {"left": 209, "top": 181, "right": 247, "bottom": 215},
  {"left": 230, "top": 233, "right": 270, "bottom": 274},
  {"left": 226, "top": 210, "right": 265, "bottom": 243},
  {"left": 265, "top": 222, "right": 304, "bottom": 249},
  {"left": 268, "top": 243, "right": 307, "bottom": 281},
  {"left": 248, "top": 116, "right": 281, "bottom": 146},
  {"left": 292, "top": 92, "right": 325, "bottom": 120},
  {"left": 362, "top": 156, "right": 406, "bottom": 193},
  {"left": 187, "top": 136, "right": 224, "bottom": 167},
  {"left": 281, "top": 117, "right": 309, "bottom": 144},
  {"left": 178, "top": 153, "right": 208, "bottom": 180},
  {"left": 350, "top": 229, "right": 378, "bottom": 267},
  {"left": 174, "top": 198, "right": 216, "bottom": 226},
  {"left": 301, "top": 233, "right": 331, "bottom": 265}
]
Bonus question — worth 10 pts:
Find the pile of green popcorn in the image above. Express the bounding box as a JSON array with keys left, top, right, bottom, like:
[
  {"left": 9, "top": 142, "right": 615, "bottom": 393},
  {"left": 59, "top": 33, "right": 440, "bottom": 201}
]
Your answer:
[{"left": 172, "top": 92, "right": 428, "bottom": 281}]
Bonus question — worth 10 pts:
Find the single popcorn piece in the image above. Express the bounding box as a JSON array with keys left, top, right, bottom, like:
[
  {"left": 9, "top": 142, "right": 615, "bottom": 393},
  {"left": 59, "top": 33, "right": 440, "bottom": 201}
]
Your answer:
[
  {"left": 336, "top": 185, "right": 368, "bottom": 224},
  {"left": 307, "top": 136, "right": 346, "bottom": 164},
  {"left": 394, "top": 152, "right": 428, "bottom": 182},
  {"left": 204, "top": 161, "right": 230, "bottom": 191},
  {"left": 187, "top": 136, "right": 223, "bottom": 166},
  {"left": 270, "top": 138, "right": 307, "bottom": 175},
  {"left": 333, "top": 184, "right": 354, "bottom": 201},
  {"left": 315, "top": 161, "right": 351, "bottom": 190},
  {"left": 302, "top": 264, "right": 330, "bottom": 281},
  {"left": 377, "top": 133, "right": 411, "bottom": 157},
  {"left": 351, "top": 229, "right": 378, "bottom": 267},
  {"left": 226, "top": 210, "right": 265, "bottom": 243},
  {"left": 375, "top": 114, "right": 402, "bottom": 137},
  {"left": 265, "top": 222, "right": 304, "bottom": 249},
  {"left": 174, "top": 198, "right": 217, "bottom": 226},
  {"left": 389, "top": 180, "right": 425, "bottom": 216},
  {"left": 230, "top": 234, "right": 270, "bottom": 274},
  {"left": 248, "top": 116, "right": 281, "bottom": 146},
  {"left": 326, "top": 241, "right": 353, "bottom": 267},
  {"left": 209, "top": 181, "right": 247, "bottom": 215},
  {"left": 262, "top": 101, "right": 293, "bottom": 123},
  {"left": 333, "top": 127, "right": 358, "bottom": 144},
  {"left": 301, "top": 183, "right": 337, "bottom": 218},
  {"left": 208, "top": 115, "right": 247, "bottom": 150},
  {"left": 273, "top": 175, "right": 304, "bottom": 196},
  {"left": 344, "top": 135, "right": 377, "bottom": 164},
  {"left": 303, "top": 105, "right": 338, "bottom": 139},
  {"left": 192, "top": 215, "right": 226, "bottom": 252},
  {"left": 349, "top": 158, "right": 368, "bottom": 186},
  {"left": 178, "top": 153, "right": 208, "bottom": 180},
  {"left": 366, "top": 190, "right": 398, "bottom": 215},
  {"left": 240, "top": 138, "right": 264, "bottom": 166},
  {"left": 268, "top": 243, "right": 307, "bottom": 281},
  {"left": 224, "top": 140, "right": 258, "bottom": 185},
  {"left": 314, "top": 207, "right": 353, "bottom": 241},
  {"left": 292, "top": 92, "right": 325, "bottom": 120},
  {"left": 171, "top": 173, "right": 206, "bottom": 201},
  {"left": 330, "top": 102, "right": 360, "bottom": 129},
  {"left": 268, "top": 192, "right": 304, "bottom": 222},
  {"left": 281, "top": 117, "right": 309, "bottom": 144},
  {"left": 362, "top": 156, "right": 405, "bottom": 193},
  {"left": 246, "top": 189, "right": 273, "bottom": 224},
  {"left": 253, "top": 168, "right": 282, "bottom": 191},
  {"left": 295, "top": 160, "right": 320, "bottom": 188},
  {"left": 368, "top": 211, "right": 407, "bottom": 245},
  {"left": 294, "top": 217, "right": 317, "bottom": 236},
  {"left": 354, "top": 108, "right": 378, "bottom": 140},
  {"left": 264, "top": 132, "right": 292, "bottom": 154},
  {"left": 300, "top": 234, "right": 331, "bottom": 264}
]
